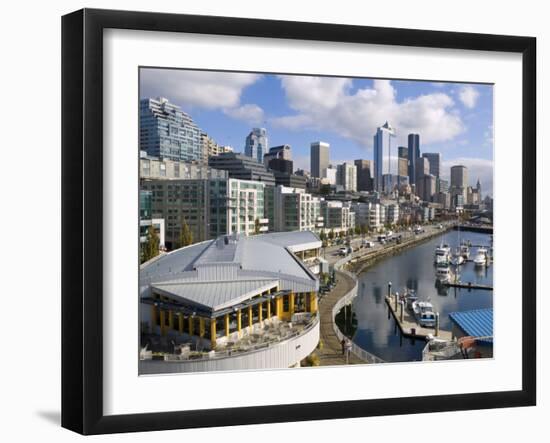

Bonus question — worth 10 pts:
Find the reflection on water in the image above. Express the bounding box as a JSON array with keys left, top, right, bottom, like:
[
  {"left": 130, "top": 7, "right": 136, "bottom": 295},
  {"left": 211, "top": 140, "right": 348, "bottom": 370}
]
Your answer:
[{"left": 352, "top": 231, "right": 493, "bottom": 362}]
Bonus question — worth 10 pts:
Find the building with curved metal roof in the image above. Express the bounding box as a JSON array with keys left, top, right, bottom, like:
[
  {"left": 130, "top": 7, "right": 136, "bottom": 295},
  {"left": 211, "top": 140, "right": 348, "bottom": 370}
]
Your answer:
[{"left": 139, "top": 231, "right": 322, "bottom": 373}]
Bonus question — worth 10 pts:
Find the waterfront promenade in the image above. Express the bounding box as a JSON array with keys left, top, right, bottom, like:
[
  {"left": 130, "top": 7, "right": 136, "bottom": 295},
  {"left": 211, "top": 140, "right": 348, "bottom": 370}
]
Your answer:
[{"left": 317, "top": 271, "right": 364, "bottom": 365}]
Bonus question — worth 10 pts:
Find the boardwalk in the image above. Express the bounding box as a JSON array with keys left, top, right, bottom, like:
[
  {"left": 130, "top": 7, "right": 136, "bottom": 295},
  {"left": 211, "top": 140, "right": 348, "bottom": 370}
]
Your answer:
[{"left": 317, "top": 271, "right": 364, "bottom": 366}]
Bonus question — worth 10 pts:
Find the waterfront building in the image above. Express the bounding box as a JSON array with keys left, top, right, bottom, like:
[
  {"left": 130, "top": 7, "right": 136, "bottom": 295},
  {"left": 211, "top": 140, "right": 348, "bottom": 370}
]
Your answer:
[
  {"left": 139, "top": 190, "right": 165, "bottom": 257},
  {"left": 385, "top": 203, "right": 400, "bottom": 226},
  {"left": 336, "top": 162, "right": 357, "bottom": 192},
  {"left": 449, "top": 309, "right": 493, "bottom": 358},
  {"left": 310, "top": 141, "right": 330, "bottom": 178},
  {"left": 245, "top": 128, "right": 268, "bottom": 163},
  {"left": 407, "top": 134, "right": 421, "bottom": 185},
  {"left": 321, "top": 200, "right": 355, "bottom": 233},
  {"left": 140, "top": 97, "right": 203, "bottom": 162},
  {"left": 271, "top": 186, "right": 324, "bottom": 232},
  {"left": 354, "top": 159, "right": 374, "bottom": 192},
  {"left": 140, "top": 152, "right": 228, "bottom": 180},
  {"left": 373, "top": 122, "right": 397, "bottom": 192},
  {"left": 422, "top": 152, "right": 441, "bottom": 178},
  {"left": 139, "top": 231, "right": 321, "bottom": 373},
  {"left": 209, "top": 152, "right": 276, "bottom": 186},
  {"left": 264, "top": 144, "right": 291, "bottom": 166},
  {"left": 141, "top": 177, "right": 268, "bottom": 248}
]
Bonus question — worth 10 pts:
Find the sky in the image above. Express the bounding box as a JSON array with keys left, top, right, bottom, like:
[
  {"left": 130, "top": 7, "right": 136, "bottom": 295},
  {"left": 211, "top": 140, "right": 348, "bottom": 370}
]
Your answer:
[{"left": 140, "top": 68, "right": 494, "bottom": 196}]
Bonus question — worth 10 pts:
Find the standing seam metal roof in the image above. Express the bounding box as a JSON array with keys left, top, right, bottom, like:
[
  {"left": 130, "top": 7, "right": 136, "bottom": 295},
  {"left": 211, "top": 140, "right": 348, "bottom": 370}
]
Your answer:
[{"left": 449, "top": 308, "right": 493, "bottom": 343}]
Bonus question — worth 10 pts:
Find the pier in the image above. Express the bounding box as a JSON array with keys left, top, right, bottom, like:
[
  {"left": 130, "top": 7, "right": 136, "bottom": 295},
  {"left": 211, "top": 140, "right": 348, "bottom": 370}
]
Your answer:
[
  {"left": 443, "top": 282, "right": 493, "bottom": 290},
  {"left": 384, "top": 293, "right": 452, "bottom": 341}
]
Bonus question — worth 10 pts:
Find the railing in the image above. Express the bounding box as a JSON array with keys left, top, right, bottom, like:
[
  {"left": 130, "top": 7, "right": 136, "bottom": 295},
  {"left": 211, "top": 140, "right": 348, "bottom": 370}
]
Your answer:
[
  {"left": 140, "top": 316, "right": 320, "bottom": 374},
  {"left": 331, "top": 263, "right": 386, "bottom": 364}
]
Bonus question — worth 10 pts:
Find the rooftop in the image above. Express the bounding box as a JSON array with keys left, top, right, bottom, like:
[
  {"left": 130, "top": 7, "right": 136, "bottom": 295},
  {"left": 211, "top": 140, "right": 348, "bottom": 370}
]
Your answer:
[
  {"left": 140, "top": 231, "right": 320, "bottom": 314},
  {"left": 449, "top": 308, "right": 493, "bottom": 344}
]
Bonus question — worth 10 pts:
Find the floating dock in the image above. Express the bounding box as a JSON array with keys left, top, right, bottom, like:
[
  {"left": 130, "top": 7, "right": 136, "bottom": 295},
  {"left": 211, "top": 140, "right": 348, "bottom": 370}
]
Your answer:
[
  {"left": 443, "top": 282, "right": 493, "bottom": 290},
  {"left": 384, "top": 294, "right": 452, "bottom": 341}
]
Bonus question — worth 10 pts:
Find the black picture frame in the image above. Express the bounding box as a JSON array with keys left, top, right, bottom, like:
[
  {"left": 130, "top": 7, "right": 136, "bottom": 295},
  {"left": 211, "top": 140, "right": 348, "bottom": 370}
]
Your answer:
[{"left": 61, "top": 8, "right": 536, "bottom": 435}]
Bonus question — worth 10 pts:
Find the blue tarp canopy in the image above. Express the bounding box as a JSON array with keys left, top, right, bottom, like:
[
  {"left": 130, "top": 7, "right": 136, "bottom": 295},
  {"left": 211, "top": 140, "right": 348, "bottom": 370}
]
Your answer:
[{"left": 449, "top": 308, "right": 493, "bottom": 344}]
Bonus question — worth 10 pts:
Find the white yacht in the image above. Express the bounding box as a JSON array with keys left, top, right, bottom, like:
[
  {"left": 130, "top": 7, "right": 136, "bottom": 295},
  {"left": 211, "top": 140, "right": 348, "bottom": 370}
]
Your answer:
[
  {"left": 474, "top": 247, "right": 488, "bottom": 267},
  {"left": 460, "top": 243, "right": 470, "bottom": 260},
  {"left": 412, "top": 300, "right": 437, "bottom": 328},
  {"left": 434, "top": 244, "right": 451, "bottom": 264}
]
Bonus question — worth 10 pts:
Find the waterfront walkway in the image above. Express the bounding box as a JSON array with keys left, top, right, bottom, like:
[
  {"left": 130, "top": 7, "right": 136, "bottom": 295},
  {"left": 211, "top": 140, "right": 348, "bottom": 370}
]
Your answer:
[{"left": 317, "top": 271, "right": 364, "bottom": 366}]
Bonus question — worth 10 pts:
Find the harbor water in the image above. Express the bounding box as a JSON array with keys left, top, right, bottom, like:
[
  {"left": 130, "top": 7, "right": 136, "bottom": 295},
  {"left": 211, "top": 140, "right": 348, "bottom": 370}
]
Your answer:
[{"left": 352, "top": 230, "right": 493, "bottom": 362}]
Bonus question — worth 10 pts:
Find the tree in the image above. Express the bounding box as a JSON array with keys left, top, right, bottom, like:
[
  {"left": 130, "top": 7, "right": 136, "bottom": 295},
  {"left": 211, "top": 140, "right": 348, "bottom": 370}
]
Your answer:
[
  {"left": 178, "top": 217, "right": 193, "bottom": 247},
  {"left": 328, "top": 229, "right": 335, "bottom": 240},
  {"left": 141, "top": 225, "right": 160, "bottom": 264},
  {"left": 319, "top": 229, "right": 326, "bottom": 242},
  {"left": 354, "top": 225, "right": 361, "bottom": 236},
  {"left": 254, "top": 218, "right": 261, "bottom": 235}
]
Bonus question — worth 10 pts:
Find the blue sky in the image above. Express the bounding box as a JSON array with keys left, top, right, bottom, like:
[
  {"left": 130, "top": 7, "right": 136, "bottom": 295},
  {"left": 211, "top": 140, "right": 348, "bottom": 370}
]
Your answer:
[{"left": 140, "top": 68, "right": 494, "bottom": 195}]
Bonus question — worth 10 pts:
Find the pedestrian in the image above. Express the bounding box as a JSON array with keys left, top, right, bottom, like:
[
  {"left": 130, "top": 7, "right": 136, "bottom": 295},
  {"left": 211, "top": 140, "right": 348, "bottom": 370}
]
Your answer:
[{"left": 341, "top": 338, "right": 346, "bottom": 355}]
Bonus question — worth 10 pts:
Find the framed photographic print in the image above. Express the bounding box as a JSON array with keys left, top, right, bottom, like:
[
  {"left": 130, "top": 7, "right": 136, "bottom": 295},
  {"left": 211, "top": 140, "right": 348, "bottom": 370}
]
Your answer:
[{"left": 61, "top": 8, "right": 536, "bottom": 435}]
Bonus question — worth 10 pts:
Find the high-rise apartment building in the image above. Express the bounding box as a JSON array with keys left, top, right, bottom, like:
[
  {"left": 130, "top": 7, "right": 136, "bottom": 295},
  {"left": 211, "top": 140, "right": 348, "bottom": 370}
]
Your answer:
[
  {"left": 407, "top": 133, "right": 420, "bottom": 185},
  {"left": 422, "top": 153, "right": 441, "bottom": 178},
  {"left": 271, "top": 186, "right": 323, "bottom": 232},
  {"left": 310, "top": 141, "right": 330, "bottom": 178},
  {"left": 245, "top": 128, "right": 268, "bottom": 163},
  {"left": 373, "top": 122, "right": 397, "bottom": 192},
  {"left": 141, "top": 178, "right": 267, "bottom": 248},
  {"left": 336, "top": 162, "right": 357, "bottom": 192},
  {"left": 321, "top": 200, "right": 355, "bottom": 233},
  {"left": 354, "top": 159, "right": 374, "bottom": 192},
  {"left": 140, "top": 97, "right": 202, "bottom": 162}
]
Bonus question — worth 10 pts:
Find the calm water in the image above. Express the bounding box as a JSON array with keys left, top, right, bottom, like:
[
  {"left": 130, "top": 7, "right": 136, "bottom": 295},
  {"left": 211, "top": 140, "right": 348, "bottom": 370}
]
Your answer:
[{"left": 352, "top": 231, "right": 493, "bottom": 362}]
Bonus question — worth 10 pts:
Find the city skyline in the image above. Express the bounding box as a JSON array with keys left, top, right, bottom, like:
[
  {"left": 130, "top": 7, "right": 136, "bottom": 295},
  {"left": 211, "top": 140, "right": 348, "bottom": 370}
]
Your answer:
[{"left": 140, "top": 68, "right": 494, "bottom": 195}]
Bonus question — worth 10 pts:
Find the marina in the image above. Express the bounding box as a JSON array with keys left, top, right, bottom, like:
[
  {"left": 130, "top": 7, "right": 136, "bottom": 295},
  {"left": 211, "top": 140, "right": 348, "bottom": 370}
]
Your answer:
[{"left": 350, "top": 230, "right": 493, "bottom": 362}]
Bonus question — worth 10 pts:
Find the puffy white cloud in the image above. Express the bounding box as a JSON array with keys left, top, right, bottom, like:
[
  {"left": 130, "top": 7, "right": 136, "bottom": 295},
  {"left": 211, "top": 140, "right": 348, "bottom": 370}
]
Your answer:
[
  {"left": 458, "top": 85, "right": 480, "bottom": 109},
  {"left": 223, "top": 104, "right": 265, "bottom": 125},
  {"left": 271, "top": 77, "right": 464, "bottom": 149},
  {"left": 441, "top": 157, "right": 493, "bottom": 196},
  {"left": 140, "top": 69, "right": 260, "bottom": 110}
]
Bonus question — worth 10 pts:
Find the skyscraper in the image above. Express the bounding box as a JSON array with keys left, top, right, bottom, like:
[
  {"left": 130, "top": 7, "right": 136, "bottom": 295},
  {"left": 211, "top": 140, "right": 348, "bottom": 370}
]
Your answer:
[
  {"left": 422, "top": 152, "right": 441, "bottom": 178},
  {"left": 245, "top": 128, "right": 268, "bottom": 163},
  {"left": 407, "top": 133, "right": 420, "bottom": 185},
  {"left": 310, "top": 141, "right": 330, "bottom": 178},
  {"left": 140, "top": 97, "right": 202, "bottom": 162},
  {"left": 398, "top": 146, "right": 409, "bottom": 177},
  {"left": 450, "top": 165, "right": 468, "bottom": 205},
  {"left": 415, "top": 156, "right": 430, "bottom": 185},
  {"left": 354, "top": 159, "right": 373, "bottom": 192},
  {"left": 373, "top": 121, "right": 397, "bottom": 192}
]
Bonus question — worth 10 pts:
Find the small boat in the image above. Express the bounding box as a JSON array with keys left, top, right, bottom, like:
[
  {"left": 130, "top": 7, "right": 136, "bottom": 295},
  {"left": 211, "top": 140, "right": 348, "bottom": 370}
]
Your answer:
[
  {"left": 474, "top": 247, "right": 488, "bottom": 267},
  {"left": 435, "top": 260, "right": 451, "bottom": 281},
  {"left": 412, "top": 300, "right": 437, "bottom": 327},
  {"left": 460, "top": 243, "right": 470, "bottom": 259},
  {"left": 451, "top": 248, "right": 464, "bottom": 266},
  {"left": 402, "top": 288, "right": 418, "bottom": 309}
]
